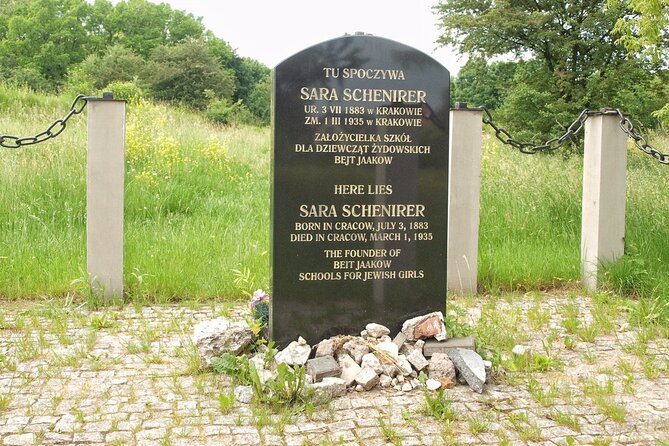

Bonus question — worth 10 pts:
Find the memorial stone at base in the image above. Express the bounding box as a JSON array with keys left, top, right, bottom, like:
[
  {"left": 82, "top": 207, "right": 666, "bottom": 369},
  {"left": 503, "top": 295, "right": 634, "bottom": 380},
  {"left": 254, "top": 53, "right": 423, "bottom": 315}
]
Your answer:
[{"left": 272, "top": 34, "right": 450, "bottom": 346}]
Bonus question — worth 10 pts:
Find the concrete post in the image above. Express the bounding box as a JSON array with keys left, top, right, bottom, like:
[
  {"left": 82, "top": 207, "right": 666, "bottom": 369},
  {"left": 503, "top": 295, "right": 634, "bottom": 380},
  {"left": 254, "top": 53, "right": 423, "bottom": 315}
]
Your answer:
[
  {"left": 87, "top": 95, "right": 126, "bottom": 299},
  {"left": 447, "top": 104, "right": 483, "bottom": 295},
  {"left": 581, "top": 111, "right": 627, "bottom": 291}
]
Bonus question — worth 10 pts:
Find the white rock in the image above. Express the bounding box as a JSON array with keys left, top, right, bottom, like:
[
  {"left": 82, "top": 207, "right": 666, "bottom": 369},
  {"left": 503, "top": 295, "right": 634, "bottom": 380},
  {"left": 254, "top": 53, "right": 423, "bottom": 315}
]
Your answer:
[
  {"left": 249, "top": 354, "right": 265, "bottom": 371},
  {"left": 397, "top": 354, "right": 413, "bottom": 376},
  {"left": 426, "top": 378, "right": 441, "bottom": 391},
  {"left": 410, "top": 378, "right": 420, "bottom": 389},
  {"left": 193, "top": 317, "right": 255, "bottom": 366},
  {"left": 375, "top": 341, "right": 399, "bottom": 360},
  {"left": 355, "top": 366, "right": 380, "bottom": 391},
  {"left": 338, "top": 354, "right": 362, "bottom": 387},
  {"left": 275, "top": 340, "right": 311, "bottom": 366},
  {"left": 309, "top": 377, "right": 346, "bottom": 403},
  {"left": 428, "top": 352, "right": 456, "bottom": 381},
  {"left": 234, "top": 385, "right": 253, "bottom": 404},
  {"left": 315, "top": 339, "right": 335, "bottom": 357},
  {"left": 355, "top": 384, "right": 364, "bottom": 392},
  {"left": 361, "top": 353, "right": 383, "bottom": 374},
  {"left": 407, "top": 348, "right": 429, "bottom": 371},
  {"left": 393, "top": 384, "right": 402, "bottom": 391},
  {"left": 379, "top": 374, "right": 392, "bottom": 387},
  {"left": 343, "top": 340, "right": 369, "bottom": 364},
  {"left": 512, "top": 345, "right": 529, "bottom": 356},
  {"left": 401, "top": 382, "right": 413, "bottom": 392},
  {"left": 365, "top": 323, "right": 390, "bottom": 338},
  {"left": 382, "top": 364, "right": 399, "bottom": 378},
  {"left": 297, "top": 336, "right": 307, "bottom": 345}
]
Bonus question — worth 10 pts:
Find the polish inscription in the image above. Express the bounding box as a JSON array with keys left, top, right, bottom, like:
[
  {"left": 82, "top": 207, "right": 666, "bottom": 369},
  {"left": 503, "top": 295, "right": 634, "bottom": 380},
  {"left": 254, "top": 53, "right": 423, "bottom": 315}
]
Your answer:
[{"left": 272, "top": 35, "right": 450, "bottom": 346}]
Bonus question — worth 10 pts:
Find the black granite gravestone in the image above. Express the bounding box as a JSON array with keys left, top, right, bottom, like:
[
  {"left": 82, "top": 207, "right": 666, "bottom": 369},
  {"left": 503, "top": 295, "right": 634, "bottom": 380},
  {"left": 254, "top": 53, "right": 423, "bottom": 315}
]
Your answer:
[{"left": 272, "top": 34, "right": 449, "bottom": 346}]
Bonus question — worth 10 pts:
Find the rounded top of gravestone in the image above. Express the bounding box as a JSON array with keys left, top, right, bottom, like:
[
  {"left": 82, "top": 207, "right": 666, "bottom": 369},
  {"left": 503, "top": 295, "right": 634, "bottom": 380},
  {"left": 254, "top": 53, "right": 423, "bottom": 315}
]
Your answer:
[{"left": 274, "top": 34, "right": 449, "bottom": 75}]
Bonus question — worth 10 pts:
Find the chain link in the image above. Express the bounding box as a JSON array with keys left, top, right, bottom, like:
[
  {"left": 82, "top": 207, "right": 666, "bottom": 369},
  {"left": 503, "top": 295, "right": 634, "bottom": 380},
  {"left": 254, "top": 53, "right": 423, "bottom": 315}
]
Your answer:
[
  {"left": 481, "top": 107, "right": 593, "bottom": 154},
  {"left": 0, "top": 95, "right": 88, "bottom": 149},
  {"left": 612, "top": 109, "right": 669, "bottom": 165},
  {"left": 481, "top": 107, "right": 669, "bottom": 164}
]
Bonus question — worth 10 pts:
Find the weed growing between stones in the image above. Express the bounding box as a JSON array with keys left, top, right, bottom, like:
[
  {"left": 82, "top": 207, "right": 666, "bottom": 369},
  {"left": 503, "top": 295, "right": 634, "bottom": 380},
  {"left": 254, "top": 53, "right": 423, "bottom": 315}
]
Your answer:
[
  {"left": 377, "top": 412, "right": 403, "bottom": 445},
  {"left": 552, "top": 410, "right": 581, "bottom": 432},
  {"left": 211, "top": 349, "right": 316, "bottom": 414},
  {"left": 506, "top": 411, "right": 542, "bottom": 442},
  {"left": 467, "top": 414, "right": 491, "bottom": 434},
  {"left": 418, "top": 372, "right": 457, "bottom": 422}
]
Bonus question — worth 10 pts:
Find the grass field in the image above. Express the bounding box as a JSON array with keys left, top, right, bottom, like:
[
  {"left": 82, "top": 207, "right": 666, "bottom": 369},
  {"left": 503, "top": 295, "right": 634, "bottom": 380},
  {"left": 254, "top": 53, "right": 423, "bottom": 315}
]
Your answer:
[{"left": 1, "top": 85, "right": 668, "bottom": 321}]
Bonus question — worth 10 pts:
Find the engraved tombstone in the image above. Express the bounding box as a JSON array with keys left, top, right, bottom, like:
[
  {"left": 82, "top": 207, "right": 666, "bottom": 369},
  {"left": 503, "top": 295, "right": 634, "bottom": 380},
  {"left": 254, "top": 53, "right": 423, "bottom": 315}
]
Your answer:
[{"left": 272, "top": 35, "right": 450, "bottom": 346}]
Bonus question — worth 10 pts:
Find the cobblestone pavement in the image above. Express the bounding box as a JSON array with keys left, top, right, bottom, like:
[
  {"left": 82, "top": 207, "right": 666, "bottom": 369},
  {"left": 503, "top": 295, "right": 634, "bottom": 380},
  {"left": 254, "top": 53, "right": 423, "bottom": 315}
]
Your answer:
[{"left": 1, "top": 293, "right": 668, "bottom": 446}]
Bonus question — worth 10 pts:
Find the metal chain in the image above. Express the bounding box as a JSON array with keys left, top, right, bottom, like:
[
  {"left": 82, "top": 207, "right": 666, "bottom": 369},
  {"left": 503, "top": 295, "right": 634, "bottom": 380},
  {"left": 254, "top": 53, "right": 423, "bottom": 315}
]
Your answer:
[
  {"left": 0, "top": 95, "right": 88, "bottom": 149},
  {"left": 612, "top": 109, "right": 669, "bottom": 165},
  {"left": 481, "top": 107, "right": 594, "bottom": 154},
  {"left": 481, "top": 107, "right": 669, "bottom": 164}
]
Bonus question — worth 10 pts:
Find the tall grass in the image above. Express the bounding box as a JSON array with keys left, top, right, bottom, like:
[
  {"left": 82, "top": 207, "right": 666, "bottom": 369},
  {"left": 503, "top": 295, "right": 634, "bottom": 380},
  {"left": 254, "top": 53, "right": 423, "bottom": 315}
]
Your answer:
[
  {"left": 0, "top": 85, "right": 269, "bottom": 301},
  {"left": 1, "top": 84, "right": 668, "bottom": 317}
]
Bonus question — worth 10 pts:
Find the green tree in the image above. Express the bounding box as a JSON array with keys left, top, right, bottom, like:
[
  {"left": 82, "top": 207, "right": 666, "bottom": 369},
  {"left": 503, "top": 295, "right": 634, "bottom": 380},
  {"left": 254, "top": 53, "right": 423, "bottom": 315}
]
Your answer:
[
  {"left": 436, "top": 0, "right": 668, "bottom": 138},
  {"left": 0, "top": 0, "right": 93, "bottom": 87},
  {"left": 102, "top": 0, "right": 204, "bottom": 57},
  {"left": 245, "top": 73, "right": 271, "bottom": 124},
  {"left": 612, "top": 0, "right": 669, "bottom": 64},
  {"left": 69, "top": 44, "right": 145, "bottom": 89},
  {"left": 452, "top": 58, "right": 516, "bottom": 109},
  {"left": 145, "top": 39, "right": 235, "bottom": 109}
]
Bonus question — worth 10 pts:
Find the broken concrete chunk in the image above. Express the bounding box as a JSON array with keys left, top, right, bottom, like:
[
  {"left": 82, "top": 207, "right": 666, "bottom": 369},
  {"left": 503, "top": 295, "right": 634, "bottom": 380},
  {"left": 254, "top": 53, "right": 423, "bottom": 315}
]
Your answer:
[
  {"left": 401, "top": 312, "right": 446, "bottom": 341},
  {"left": 379, "top": 374, "right": 392, "bottom": 387},
  {"left": 338, "top": 354, "right": 362, "bottom": 387},
  {"left": 392, "top": 331, "right": 407, "bottom": 350},
  {"left": 425, "top": 378, "right": 441, "bottom": 391},
  {"left": 406, "top": 348, "right": 429, "bottom": 372},
  {"left": 423, "top": 336, "right": 476, "bottom": 357},
  {"left": 343, "top": 340, "right": 369, "bottom": 364},
  {"left": 193, "top": 317, "right": 255, "bottom": 366},
  {"left": 315, "top": 339, "right": 335, "bottom": 357},
  {"left": 275, "top": 340, "right": 311, "bottom": 366},
  {"left": 375, "top": 341, "right": 399, "bottom": 361},
  {"left": 397, "top": 354, "right": 413, "bottom": 376},
  {"left": 447, "top": 348, "right": 486, "bottom": 394},
  {"left": 365, "top": 323, "right": 390, "bottom": 338},
  {"left": 361, "top": 352, "right": 383, "bottom": 375},
  {"left": 355, "top": 366, "right": 379, "bottom": 391},
  {"left": 427, "top": 352, "right": 456, "bottom": 381},
  {"left": 309, "top": 377, "right": 347, "bottom": 403},
  {"left": 306, "top": 355, "right": 341, "bottom": 382},
  {"left": 234, "top": 385, "right": 253, "bottom": 404}
]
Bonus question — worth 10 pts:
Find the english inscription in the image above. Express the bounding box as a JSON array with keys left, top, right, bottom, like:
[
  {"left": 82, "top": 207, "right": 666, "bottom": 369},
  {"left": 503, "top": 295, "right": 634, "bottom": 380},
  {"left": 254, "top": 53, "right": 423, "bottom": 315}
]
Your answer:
[{"left": 272, "top": 35, "right": 450, "bottom": 346}]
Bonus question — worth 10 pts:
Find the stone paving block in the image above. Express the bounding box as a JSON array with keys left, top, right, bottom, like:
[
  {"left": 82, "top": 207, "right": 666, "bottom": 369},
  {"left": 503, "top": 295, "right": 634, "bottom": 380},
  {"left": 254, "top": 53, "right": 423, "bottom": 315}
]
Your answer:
[
  {"left": 73, "top": 432, "right": 104, "bottom": 443},
  {"left": 423, "top": 336, "right": 476, "bottom": 357},
  {"left": 306, "top": 355, "right": 341, "bottom": 381},
  {"left": 3, "top": 433, "right": 35, "bottom": 446},
  {"left": 41, "top": 432, "right": 73, "bottom": 444}
]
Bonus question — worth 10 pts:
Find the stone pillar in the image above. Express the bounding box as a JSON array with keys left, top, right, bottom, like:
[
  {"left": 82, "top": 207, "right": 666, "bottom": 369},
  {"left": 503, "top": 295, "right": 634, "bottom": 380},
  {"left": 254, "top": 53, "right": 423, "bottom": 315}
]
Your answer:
[
  {"left": 87, "top": 95, "right": 126, "bottom": 299},
  {"left": 447, "top": 104, "right": 483, "bottom": 295},
  {"left": 581, "top": 111, "right": 627, "bottom": 291}
]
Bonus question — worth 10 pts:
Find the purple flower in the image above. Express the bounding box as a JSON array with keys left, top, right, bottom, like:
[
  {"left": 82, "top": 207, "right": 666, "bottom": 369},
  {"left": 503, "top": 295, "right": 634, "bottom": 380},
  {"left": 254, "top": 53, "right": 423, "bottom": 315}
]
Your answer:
[{"left": 249, "top": 289, "right": 270, "bottom": 309}]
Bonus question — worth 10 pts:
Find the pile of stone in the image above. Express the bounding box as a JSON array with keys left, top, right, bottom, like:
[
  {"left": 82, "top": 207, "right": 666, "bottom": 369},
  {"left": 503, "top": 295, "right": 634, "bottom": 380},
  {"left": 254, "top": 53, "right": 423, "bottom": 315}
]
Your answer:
[{"left": 193, "top": 311, "right": 490, "bottom": 404}]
